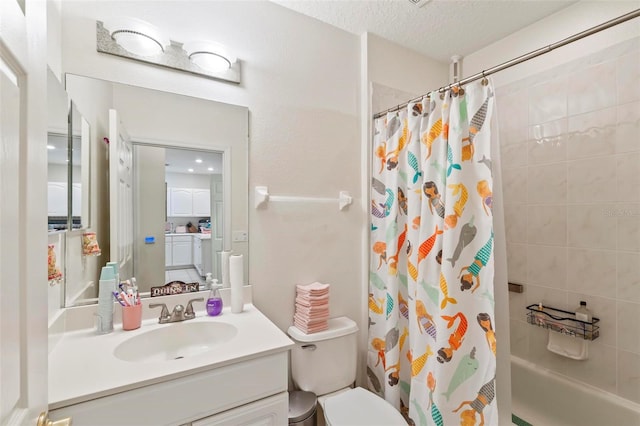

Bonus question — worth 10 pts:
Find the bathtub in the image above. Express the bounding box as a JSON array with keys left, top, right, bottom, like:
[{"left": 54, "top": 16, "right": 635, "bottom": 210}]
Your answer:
[{"left": 511, "top": 356, "right": 640, "bottom": 426}]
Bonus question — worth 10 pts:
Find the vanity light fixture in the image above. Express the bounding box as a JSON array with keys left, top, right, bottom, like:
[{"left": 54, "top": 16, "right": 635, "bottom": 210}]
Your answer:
[
  {"left": 102, "top": 17, "right": 169, "bottom": 57},
  {"left": 96, "top": 20, "right": 241, "bottom": 84},
  {"left": 183, "top": 41, "right": 236, "bottom": 73}
]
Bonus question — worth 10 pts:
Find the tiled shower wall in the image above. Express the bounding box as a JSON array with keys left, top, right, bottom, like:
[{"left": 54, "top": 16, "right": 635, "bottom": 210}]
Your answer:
[{"left": 499, "top": 38, "right": 640, "bottom": 404}]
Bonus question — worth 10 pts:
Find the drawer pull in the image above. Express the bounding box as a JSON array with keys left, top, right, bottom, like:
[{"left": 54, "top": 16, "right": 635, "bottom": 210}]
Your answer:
[{"left": 301, "top": 344, "right": 317, "bottom": 351}]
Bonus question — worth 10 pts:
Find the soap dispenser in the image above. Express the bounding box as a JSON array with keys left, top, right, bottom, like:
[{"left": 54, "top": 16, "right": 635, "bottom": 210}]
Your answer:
[{"left": 206, "top": 275, "right": 223, "bottom": 316}]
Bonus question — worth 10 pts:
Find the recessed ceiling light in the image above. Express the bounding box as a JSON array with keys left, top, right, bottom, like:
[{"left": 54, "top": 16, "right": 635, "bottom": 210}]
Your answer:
[
  {"left": 195, "top": 158, "right": 203, "bottom": 163},
  {"left": 47, "top": 145, "right": 55, "bottom": 150},
  {"left": 188, "top": 168, "right": 194, "bottom": 172},
  {"left": 207, "top": 167, "right": 214, "bottom": 171}
]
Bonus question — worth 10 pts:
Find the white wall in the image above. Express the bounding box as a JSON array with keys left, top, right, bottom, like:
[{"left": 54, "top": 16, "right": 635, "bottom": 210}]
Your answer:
[{"left": 60, "top": 1, "right": 362, "bottom": 337}]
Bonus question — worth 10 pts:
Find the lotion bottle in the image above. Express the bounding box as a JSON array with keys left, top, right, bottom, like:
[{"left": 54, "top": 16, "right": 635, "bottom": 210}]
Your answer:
[
  {"left": 206, "top": 276, "right": 223, "bottom": 316},
  {"left": 575, "top": 301, "right": 592, "bottom": 339}
]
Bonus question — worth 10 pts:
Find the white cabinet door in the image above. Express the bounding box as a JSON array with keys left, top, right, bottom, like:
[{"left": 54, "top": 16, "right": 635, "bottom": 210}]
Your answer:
[
  {"left": 48, "top": 181, "right": 68, "bottom": 216},
  {"left": 170, "top": 188, "right": 193, "bottom": 216},
  {"left": 165, "top": 236, "right": 172, "bottom": 267},
  {"left": 192, "top": 188, "right": 210, "bottom": 216},
  {"left": 172, "top": 235, "right": 192, "bottom": 266},
  {"left": 192, "top": 392, "right": 288, "bottom": 426},
  {"left": 193, "top": 237, "right": 202, "bottom": 275}
]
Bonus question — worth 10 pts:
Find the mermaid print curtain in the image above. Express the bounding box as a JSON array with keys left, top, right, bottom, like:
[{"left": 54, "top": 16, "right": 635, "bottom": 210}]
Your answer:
[{"left": 369, "top": 80, "right": 497, "bottom": 426}]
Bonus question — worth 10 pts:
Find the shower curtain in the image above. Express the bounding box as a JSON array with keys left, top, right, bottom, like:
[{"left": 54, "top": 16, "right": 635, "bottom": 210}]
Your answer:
[{"left": 369, "top": 80, "right": 497, "bottom": 426}]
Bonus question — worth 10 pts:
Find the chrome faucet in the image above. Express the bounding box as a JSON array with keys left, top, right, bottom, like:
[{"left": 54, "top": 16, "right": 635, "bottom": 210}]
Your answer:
[{"left": 150, "top": 298, "right": 204, "bottom": 324}]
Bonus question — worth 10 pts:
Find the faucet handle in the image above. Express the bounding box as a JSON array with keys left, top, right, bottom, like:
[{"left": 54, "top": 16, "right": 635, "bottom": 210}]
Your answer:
[
  {"left": 185, "top": 297, "right": 204, "bottom": 318},
  {"left": 149, "top": 303, "right": 170, "bottom": 322}
]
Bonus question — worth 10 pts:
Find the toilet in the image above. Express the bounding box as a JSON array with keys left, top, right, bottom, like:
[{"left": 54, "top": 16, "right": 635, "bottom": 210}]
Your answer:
[{"left": 288, "top": 317, "right": 407, "bottom": 425}]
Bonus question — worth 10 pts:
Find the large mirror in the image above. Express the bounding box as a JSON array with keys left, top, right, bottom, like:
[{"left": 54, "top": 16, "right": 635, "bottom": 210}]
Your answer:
[{"left": 64, "top": 74, "right": 249, "bottom": 305}]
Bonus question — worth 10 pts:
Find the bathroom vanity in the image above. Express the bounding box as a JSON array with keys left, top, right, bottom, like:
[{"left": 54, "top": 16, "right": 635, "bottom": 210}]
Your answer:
[{"left": 48, "top": 301, "right": 293, "bottom": 425}]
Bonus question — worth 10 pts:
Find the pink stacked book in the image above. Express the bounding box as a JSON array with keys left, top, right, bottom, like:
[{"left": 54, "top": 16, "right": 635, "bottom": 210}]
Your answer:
[{"left": 293, "top": 282, "right": 330, "bottom": 334}]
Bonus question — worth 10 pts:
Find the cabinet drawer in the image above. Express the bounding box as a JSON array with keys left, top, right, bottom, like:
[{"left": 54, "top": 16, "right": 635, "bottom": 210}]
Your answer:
[
  {"left": 192, "top": 392, "right": 288, "bottom": 426},
  {"left": 173, "top": 235, "right": 192, "bottom": 243},
  {"left": 50, "top": 352, "right": 288, "bottom": 426}
]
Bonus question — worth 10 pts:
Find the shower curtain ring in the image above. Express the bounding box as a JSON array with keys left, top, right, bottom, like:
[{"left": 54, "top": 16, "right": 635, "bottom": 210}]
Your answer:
[{"left": 481, "top": 70, "right": 489, "bottom": 86}]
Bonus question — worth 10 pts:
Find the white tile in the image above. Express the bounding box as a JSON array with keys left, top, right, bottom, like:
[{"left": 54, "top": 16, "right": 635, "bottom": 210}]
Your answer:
[
  {"left": 527, "top": 205, "right": 567, "bottom": 246},
  {"left": 617, "top": 203, "right": 640, "bottom": 252},
  {"left": 526, "top": 284, "right": 569, "bottom": 312},
  {"left": 615, "top": 101, "right": 640, "bottom": 154},
  {"left": 529, "top": 76, "right": 568, "bottom": 125},
  {"left": 565, "top": 341, "right": 617, "bottom": 393},
  {"left": 527, "top": 163, "right": 566, "bottom": 204},
  {"left": 617, "top": 301, "right": 640, "bottom": 354},
  {"left": 617, "top": 252, "right": 640, "bottom": 303},
  {"left": 526, "top": 245, "right": 567, "bottom": 289},
  {"left": 497, "top": 90, "right": 528, "bottom": 133},
  {"left": 616, "top": 153, "right": 640, "bottom": 203},
  {"left": 617, "top": 350, "right": 640, "bottom": 404},
  {"left": 506, "top": 242, "right": 527, "bottom": 283},
  {"left": 500, "top": 127, "right": 528, "bottom": 147},
  {"left": 567, "top": 156, "right": 617, "bottom": 203},
  {"left": 567, "top": 293, "right": 617, "bottom": 348},
  {"left": 567, "top": 61, "right": 617, "bottom": 116},
  {"left": 501, "top": 142, "right": 527, "bottom": 168},
  {"left": 567, "top": 107, "right": 617, "bottom": 160},
  {"left": 504, "top": 204, "right": 527, "bottom": 244},
  {"left": 567, "top": 204, "right": 617, "bottom": 250},
  {"left": 527, "top": 118, "right": 567, "bottom": 165},
  {"left": 510, "top": 319, "right": 529, "bottom": 358},
  {"left": 502, "top": 167, "right": 527, "bottom": 204},
  {"left": 617, "top": 51, "right": 640, "bottom": 105},
  {"left": 566, "top": 248, "right": 616, "bottom": 299},
  {"left": 509, "top": 289, "right": 527, "bottom": 323}
]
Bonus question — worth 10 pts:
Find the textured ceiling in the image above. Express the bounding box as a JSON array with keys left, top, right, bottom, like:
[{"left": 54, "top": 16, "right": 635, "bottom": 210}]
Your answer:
[{"left": 272, "top": 0, "right": 577, "bottom": 62}]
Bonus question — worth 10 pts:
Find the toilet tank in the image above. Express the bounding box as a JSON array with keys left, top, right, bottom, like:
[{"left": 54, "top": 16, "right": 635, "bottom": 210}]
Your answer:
[{"left": 288, "top": 317, "right": 359, "bottom": 396}]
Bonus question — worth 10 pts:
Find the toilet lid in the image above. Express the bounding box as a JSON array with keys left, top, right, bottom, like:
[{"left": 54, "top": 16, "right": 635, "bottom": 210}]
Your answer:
[{"left": 324, "top": 387, "right": 407, "bottom": 425}]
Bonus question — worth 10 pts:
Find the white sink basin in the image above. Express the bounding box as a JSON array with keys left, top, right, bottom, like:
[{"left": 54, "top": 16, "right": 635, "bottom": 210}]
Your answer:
[{"left": 114, "top": 321, "right": 238, "bottom": 362}]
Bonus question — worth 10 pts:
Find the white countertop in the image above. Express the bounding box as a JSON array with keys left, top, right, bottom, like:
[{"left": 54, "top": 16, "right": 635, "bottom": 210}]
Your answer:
[{"left": 48, "top": 304, "right": 293, "bottom": 409}]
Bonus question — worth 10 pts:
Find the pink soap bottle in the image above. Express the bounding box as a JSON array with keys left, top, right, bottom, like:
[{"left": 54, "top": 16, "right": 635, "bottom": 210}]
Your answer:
[{"left": 206, "top": 274, "right": 223, "bottom": 316}]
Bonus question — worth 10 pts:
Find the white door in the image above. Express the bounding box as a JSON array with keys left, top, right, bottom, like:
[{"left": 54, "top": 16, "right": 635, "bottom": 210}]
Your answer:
[
  {"left": 109, "top": 109, "right": 134, "bottom": 280},
  {"left": 0, "top": 1, "right": 50, "bottom": 424}
]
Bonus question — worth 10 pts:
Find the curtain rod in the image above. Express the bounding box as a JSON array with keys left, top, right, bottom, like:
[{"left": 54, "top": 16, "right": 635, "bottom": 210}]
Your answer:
[{"left": 374, "top": 8, "right": 640, "bottom": 119}]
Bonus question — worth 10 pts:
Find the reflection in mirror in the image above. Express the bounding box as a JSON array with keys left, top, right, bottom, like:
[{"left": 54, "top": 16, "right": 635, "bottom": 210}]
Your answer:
[
  {"left": 133, "top": 145, "right": 224, "bottom": 295},
  {"left": 47, "top": 69, "right": 70, "bottom": 231},
  {"left": 69, "top": 102, "right": 91, "bottom": 230},
  {"left": 64, "top": 74, "right": 248, "bottom": 307}
]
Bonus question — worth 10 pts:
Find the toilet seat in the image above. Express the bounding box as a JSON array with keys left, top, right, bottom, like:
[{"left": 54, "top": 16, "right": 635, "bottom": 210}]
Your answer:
[{"left": 323, "top": 387, "right": 407, "bottom": 425}]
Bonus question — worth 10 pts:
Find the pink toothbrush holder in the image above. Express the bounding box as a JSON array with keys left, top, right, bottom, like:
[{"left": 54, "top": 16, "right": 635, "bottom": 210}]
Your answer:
[{"left": 122, "top": 304, "right": 142, "bottom": 331}]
